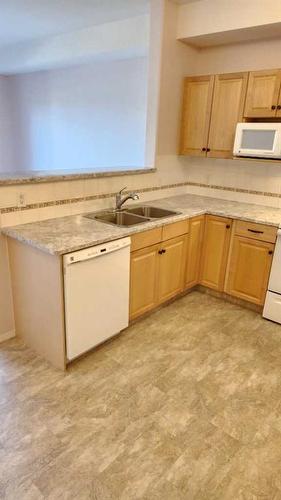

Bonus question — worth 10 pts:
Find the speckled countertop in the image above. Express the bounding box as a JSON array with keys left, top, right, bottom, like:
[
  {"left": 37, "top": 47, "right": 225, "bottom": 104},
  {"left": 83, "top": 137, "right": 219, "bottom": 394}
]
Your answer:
[{"left": 2, "top": 193, "right": 281, "bottom": 256}]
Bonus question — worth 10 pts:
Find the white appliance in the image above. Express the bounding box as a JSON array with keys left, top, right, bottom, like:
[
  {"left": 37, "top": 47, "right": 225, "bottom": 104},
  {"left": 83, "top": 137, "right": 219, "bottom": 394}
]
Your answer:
[
  {"left": 233, "top": 122, "right": 281, "bottom": 159},
  {"left": 263, "top": 229, "right": 281, "bottom": 324},
  {"left": 63, "top": 237, "right": 130, "bottom": 360}
]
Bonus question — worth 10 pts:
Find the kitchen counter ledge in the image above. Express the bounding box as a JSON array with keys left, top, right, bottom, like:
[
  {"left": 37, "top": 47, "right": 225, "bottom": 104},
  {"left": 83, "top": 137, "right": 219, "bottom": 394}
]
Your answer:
[{"left": 2, "top": 193, "right": 281, "bottom": 256}]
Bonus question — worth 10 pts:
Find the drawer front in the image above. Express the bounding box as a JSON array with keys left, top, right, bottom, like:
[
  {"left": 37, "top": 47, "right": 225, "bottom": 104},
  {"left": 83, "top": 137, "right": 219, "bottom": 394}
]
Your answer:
[
  {"left": 162, "top": 220, "right": 189, "bottom": 241},
  {"left": 130, "top": 227, "right": 162, "bottom": 252},
  {"left": 235, "top": 220, "right": 277, "bottom": 243}
]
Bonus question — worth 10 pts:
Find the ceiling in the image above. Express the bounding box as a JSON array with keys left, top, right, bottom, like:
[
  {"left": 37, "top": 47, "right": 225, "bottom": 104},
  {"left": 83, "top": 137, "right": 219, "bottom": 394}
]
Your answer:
[{"left": 0, "top": 0, "right": 149, "bottom": 48}]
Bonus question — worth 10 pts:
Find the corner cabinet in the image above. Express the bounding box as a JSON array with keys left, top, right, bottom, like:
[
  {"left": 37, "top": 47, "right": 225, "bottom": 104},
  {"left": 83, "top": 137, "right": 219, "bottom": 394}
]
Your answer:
[
  {"left": 185, "top": 215, "right": 205, "bottom": 289},
  {"left": 180, "top": 72, "right": 248, "bottom": 159},
  {"left": 200, "top": 215, "right": 232, "bottom": 291}
]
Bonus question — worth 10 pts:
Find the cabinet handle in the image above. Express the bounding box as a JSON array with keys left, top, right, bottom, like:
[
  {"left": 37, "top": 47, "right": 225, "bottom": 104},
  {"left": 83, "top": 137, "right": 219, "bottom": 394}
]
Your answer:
[
  {"left": 202, "top": 148, "right": 206, "bottom": 152},
  {"left": 248, "top": 228, "right": 264, "bottom": 234},
  {"left": 226, "top": 224, "right": 230, "bottom": 229},
  {"left": 269, "top": 250, "right": 273, "bottom": 255},
  {"left": 162, "top": 249, "right": 166, "bottom": 254},
  {"left": 277, "top": 105, "right": 281, "bottom": 110},
  {"left": 271, "top": 105, "right": 276, "bottom": 110},
  {"left": 158, "top": 249, "right": 163, "bottom": 255},
  {"left": 207, "top": 148, "right": 210, "bottom": 152}
]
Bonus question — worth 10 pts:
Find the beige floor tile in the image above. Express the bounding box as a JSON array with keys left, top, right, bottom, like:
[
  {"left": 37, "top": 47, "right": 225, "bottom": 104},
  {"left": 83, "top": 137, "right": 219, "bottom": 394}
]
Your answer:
[{"left": 1, "top": 291, "right": 281, "bottom": 499}]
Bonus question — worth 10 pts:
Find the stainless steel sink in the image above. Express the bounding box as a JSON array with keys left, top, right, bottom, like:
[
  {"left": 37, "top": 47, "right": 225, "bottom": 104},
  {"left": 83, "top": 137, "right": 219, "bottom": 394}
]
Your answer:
[
  {"left": 84, "top": 205, "right": 180, "bottom": 227},
  {"left": 125, "top": 206, "right": 178, "bottom": 219},
  {"left": 85, "top": 211, "right": 149, "bottom": 227}
]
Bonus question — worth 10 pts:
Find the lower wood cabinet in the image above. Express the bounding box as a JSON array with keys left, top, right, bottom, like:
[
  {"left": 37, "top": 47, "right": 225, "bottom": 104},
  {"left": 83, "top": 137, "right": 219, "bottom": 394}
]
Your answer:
[
  {"left": 130, "top": 215, "right": 277, "bottom": 321},
  {"left": 185, "top": 215, "right": 205, "bottom": 289},
  {"left": 225, "top": 235, "right": 274, "bottom": 305},
  {"left": 200, "top": 215, "right": 232, "bottom": 291},
  {"left": 129, "top": 233, "right": 187, "bottom": 320},
  {"left": 129, "top": 243, "right": 159, "bottom": 320},
  {"left": 158, "top": 235, "right": 186, "bottom": 304}
]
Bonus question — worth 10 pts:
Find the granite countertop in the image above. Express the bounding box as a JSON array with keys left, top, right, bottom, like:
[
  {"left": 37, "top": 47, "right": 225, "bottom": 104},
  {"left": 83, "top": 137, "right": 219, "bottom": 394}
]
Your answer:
[
  {"left": 2, "top": 193, "right": 281, "bottom": 256},
  {"left": 0, "top": 167, "right": 155, "bottom": 186}
]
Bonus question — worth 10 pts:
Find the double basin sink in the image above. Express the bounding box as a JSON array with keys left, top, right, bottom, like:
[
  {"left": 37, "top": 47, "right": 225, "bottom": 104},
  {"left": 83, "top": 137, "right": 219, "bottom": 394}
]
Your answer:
[{"left": 85, "top": 206, "right": 180, "bottom": 227}]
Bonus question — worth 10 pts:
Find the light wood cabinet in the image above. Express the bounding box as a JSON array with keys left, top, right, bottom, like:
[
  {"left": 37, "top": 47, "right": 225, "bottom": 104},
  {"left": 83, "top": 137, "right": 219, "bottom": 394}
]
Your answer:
[
  {"left": 244, "top": 69, "right": 281, "bottom": 118},
  {"left": 180, "top": 72, "right": 247, "bottom": 159},
  {"left": 180, "top": 75, "right": 214, "bottom": 156},
  {"left": 158, "top": 235, "right": 186, "bottom": 304},
  {"left": 225, "top": 235, "right": 274, "bottom": 305},
  {"left": 130, "top": 243, "right": 159, "bottom": 320},
  {"left": 200, "top": 215, "right": 232, "bottom": 291},
  {"left": 185, "top": 216, "right": 205, "bottom": 289},
  {"left": 207, "top": 72, "right": 248, "bottom": 159}
]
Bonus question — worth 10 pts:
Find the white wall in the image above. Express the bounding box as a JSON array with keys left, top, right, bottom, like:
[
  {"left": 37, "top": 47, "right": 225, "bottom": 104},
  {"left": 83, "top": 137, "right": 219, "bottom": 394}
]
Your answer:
[
  {"left": 6, "top": 57, "right": 148, "bottom": 172},
  {"left": 0, "top": 15, "right": 149, "bottom": 75}
]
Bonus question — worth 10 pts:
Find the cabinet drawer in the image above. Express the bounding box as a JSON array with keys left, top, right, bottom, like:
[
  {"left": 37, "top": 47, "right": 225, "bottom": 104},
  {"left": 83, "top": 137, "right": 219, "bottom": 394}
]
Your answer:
[
  {"left": 162, "top": 220, "right": 189, "bottom": 241},
  {"left": 130, "top": 227, "right": 162, "bottom": 252},
  {"left": 235, "top": 220, "right": 277, "bottom": 243}
]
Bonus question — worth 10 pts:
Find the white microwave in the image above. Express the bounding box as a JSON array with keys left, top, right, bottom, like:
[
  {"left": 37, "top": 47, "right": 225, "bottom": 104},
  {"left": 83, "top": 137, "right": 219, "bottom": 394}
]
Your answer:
[{"left": 233, "top": 122, "right": 281, "bottom": 159}]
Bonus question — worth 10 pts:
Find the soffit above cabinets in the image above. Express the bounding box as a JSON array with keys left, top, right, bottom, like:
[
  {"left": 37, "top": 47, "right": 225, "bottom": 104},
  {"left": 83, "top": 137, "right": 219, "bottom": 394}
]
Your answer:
[{"left": 177, "top": 0, "right": 281, "bottom": 48}]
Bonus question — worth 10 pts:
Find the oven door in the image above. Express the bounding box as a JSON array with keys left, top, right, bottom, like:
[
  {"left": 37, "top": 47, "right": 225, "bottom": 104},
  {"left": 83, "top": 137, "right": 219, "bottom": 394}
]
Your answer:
[{"left": 233, "top": 123, "right": 281, "bottom": 158}]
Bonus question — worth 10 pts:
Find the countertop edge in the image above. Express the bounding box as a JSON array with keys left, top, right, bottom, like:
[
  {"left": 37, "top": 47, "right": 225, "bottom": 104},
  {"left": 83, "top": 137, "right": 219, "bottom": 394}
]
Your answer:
[{"left": 0, "top": 167, "right": 156, "bottom": 186}]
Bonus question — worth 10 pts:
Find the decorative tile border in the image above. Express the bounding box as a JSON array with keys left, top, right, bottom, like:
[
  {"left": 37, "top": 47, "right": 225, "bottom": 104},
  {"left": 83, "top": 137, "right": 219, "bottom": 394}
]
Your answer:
[{"left": 1, "top": 181, "right": 280, "bottom": 214}]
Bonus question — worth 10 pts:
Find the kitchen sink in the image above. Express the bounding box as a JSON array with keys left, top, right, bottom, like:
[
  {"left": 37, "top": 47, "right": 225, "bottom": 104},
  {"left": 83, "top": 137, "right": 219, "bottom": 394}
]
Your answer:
[
  {"left": 125, "top": 206, "right": 178, "bottom": 219},
  {"left": 85, "top": 211, "right": 149, "bottom": 227},
  {"left": 84, "top": 206, "right": 180, "bottom": 227}
]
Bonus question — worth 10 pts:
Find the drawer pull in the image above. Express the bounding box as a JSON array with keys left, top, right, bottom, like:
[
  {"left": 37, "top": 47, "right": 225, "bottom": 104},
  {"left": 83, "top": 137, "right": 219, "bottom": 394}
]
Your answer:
[
  {"left": 226, "top": 224, "right": 230, "bottom": 229},
  {"left": 269, "top": 250, "right": 273, "bottom": 255},
  {"left": 271, "top": 105, "right": 277, "bottom": 110},
  {"left": 158, "top": 249, "right": 166, "bottom": 255},
  {"left": 247, "top": 228, "right": 264, "bottom": 234}
]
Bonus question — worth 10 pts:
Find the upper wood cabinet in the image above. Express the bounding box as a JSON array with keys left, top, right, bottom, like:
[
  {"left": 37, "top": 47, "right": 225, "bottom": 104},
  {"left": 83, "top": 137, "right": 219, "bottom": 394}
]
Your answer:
[
  {"left": 180, "top": 72, "right": 248, "bottom": 159},
  {"left": 244, "top": 69, "right": 281, "bottom": 118},
  {"left": 180, "top": 75, "right": 214, "bottom": 157},
  {"left": 200, "top": 215, "right": 232, "bottom": 291},
  {"left": 207, "top": 72, "right": 248, "bottom": 158},
  {"left": 225, "top": 235, "right": 274, "bottom": 305},
  {"left": 185, "top": 216, "right": 205, "bottom": 289}
]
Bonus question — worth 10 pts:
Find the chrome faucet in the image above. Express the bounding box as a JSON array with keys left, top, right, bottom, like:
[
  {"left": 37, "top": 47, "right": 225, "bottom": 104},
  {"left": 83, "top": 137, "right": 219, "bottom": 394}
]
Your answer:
[{"left": 116, "top": 187, "right": 139, "bottom": 210}]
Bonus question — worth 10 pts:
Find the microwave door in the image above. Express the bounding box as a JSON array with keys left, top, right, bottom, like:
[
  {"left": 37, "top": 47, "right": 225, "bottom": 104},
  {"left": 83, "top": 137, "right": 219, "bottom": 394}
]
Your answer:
[{"left": 234, "top": 126, "right": 280, "bottom": 157}]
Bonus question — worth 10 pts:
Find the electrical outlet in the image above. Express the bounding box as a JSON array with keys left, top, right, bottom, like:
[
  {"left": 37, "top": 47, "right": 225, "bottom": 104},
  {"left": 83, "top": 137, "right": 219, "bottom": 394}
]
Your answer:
[{"left": 17, "top": 193, "right": 26, "bottom": 207}]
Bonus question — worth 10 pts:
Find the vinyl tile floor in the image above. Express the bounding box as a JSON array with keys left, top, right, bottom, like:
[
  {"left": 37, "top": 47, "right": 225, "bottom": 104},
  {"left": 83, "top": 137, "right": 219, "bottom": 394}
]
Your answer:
[{"left": 1, "top": 291, "right": 281, "bottom": 499}]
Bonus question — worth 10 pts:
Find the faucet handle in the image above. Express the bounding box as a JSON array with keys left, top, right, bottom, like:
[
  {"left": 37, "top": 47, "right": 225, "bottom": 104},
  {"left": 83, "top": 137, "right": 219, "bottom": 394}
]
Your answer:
[{"left": 118, "top": 186, "right": 127, "bottom": 194}]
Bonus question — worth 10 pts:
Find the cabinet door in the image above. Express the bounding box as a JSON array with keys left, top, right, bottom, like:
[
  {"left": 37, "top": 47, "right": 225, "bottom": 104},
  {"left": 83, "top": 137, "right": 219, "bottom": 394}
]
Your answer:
[
  {"left": 180, "top": 75, "right": 214, "bottom": 156},
  {"left": 225, "top": 236, "right": 274, "bottom": 305},
  {"left": 158, "top": 235, "right": 186, "bottom": 304},
  {"left": 185, "top": 216, "right": 205, "bottom": 289},
  {"left": 244, "top": 69, "right": 281, "bottom": 118},
  {"left": 207, "top": 72, "right": 248, "bottom": 159},
  {"left": 130, "top": 244, "right": 159, "bottom": 320},
  {"left": 200, "top": 215, "right": 232, "bottom": 291}
]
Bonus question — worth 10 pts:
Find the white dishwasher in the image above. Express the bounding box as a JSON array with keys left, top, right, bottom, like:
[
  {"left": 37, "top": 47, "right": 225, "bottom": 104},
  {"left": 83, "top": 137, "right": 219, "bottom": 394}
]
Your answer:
[{"left": 63, "top": 237, "right": 130, "bottom": 361}]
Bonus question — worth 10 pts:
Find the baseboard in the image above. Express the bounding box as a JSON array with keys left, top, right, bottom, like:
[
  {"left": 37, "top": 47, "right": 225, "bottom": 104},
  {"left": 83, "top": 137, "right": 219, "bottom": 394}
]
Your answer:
[{"left": 0, "top": 330, "right": 16, "bottom": 344}]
